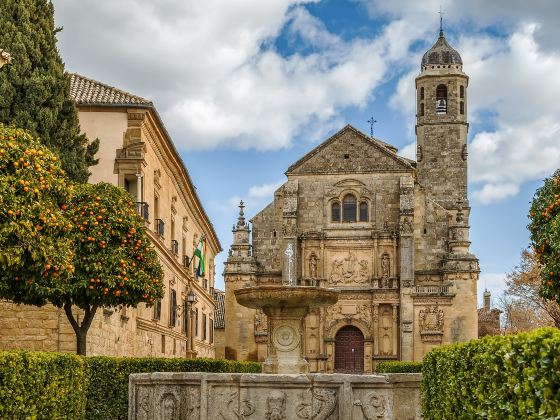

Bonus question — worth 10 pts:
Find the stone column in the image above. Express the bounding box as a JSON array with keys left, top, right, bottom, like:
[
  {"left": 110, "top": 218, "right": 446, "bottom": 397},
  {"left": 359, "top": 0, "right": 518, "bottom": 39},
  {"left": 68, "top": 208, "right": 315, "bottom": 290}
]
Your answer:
[
  {"left": 399, "top": 176, "right": 415, "bottom": 361},
  {"left": 282, "top": 180, "right": 298, "bottom": 286},
  {"left": 372, "top": 304, "right": 379, "bottom": 355},
  {"left": 392, "top": 304, "right": 399, "bottom": 356}
]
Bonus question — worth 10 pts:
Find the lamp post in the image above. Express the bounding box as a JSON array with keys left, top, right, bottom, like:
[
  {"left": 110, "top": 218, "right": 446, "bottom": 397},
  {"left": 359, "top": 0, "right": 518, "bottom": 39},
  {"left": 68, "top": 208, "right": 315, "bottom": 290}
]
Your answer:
[
  {"left": 0, "top": 49, "right": 11, "bottom": 69},
  {"left": 185, "top": 290, "right": 197, "bottom": 358}
]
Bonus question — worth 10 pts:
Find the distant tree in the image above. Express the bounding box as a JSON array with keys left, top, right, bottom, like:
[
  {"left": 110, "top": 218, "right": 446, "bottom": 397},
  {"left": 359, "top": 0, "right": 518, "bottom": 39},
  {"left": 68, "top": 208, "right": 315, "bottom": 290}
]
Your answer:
[
  {"left": 0, "top": 125, "right": 75, "bottom": 306},
  {"left": 62, "top": 183, "right": 164, "bottom": 355},
  {"left": 0, "top": 0, "right": 98, "bottom": 182},
  {"left": 504, "top": 249, "right": 560, "bottom": 329},
  {"left": 529, "top": 169, "right": 560, "bottom": 304}
]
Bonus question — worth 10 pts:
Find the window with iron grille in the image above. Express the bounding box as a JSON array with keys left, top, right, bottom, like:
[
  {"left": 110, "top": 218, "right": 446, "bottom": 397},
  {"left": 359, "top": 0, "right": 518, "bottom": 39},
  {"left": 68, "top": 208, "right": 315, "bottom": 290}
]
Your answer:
[{"left": 169, "top": 289, "right": 177, "bottom": 327}]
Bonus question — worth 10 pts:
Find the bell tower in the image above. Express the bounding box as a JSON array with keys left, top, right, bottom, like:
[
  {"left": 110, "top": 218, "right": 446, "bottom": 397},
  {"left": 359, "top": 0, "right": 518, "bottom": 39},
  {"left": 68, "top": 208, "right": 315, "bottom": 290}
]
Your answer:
[{"left": 416, "top": 29, "right": 469, "bottom": 209}]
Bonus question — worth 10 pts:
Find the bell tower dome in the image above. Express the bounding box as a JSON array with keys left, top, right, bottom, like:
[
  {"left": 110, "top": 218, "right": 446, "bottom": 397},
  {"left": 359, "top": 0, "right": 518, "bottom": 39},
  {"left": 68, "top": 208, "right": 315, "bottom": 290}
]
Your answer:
[{"left": 416, "top": 29, "right": 469, "bottom": 208}]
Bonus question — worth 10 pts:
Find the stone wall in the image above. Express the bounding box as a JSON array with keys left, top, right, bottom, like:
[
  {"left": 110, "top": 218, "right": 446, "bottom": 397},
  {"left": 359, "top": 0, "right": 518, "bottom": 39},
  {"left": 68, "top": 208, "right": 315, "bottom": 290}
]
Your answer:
[{"left": 129, "top": 372, "right": 422, "bottom": 420}]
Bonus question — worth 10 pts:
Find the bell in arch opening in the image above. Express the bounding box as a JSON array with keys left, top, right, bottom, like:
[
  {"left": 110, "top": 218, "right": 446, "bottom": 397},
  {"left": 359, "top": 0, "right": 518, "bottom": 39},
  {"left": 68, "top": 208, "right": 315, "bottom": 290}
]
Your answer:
[{"left": 435, "top": 84, "right": 447, "bottom": 114}]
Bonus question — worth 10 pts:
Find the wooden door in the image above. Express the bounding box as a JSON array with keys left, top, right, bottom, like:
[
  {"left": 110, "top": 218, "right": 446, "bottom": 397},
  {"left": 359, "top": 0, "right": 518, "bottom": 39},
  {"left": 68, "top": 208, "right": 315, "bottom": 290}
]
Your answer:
[{"left": 334, "top": 325, "right": 364, "bottom": 373}]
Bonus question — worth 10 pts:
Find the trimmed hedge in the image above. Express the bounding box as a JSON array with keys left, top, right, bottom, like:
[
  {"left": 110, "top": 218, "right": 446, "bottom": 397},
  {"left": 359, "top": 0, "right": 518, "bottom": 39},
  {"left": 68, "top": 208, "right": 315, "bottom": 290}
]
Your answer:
[
  {"left": 422, "top": 328, "right": 560, "bottom": 419},
  {"left": 84, "top": 356, "right": 261, "bottom": 420},
  {"left": 0, "top": 351, "right": 261, "bottom": 420},
  {"left": 0, "top": 351, "right": 87, "bottom": 419},
  {"left": 376, "top": 361, "right": 423, "bottom": 373}
]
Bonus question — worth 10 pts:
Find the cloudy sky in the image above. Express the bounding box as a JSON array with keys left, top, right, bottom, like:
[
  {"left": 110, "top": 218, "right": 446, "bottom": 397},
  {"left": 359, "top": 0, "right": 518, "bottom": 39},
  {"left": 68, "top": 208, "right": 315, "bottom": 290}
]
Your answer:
[{"left": 52, "top": 0, "right": 560, "bottom": 306}]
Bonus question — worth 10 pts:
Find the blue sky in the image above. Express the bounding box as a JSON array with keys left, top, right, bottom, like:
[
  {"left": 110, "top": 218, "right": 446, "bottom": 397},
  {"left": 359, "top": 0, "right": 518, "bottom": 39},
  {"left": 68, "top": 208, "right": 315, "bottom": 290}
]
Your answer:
[{"left": 52, "top": 0, "right": 560, "bottom": 306}]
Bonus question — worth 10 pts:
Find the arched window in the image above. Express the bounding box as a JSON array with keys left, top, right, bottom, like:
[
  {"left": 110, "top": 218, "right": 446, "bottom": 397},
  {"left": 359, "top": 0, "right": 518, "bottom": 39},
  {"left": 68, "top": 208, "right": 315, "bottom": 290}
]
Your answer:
[
  {"left": 460, "top": 85, "right": 464, "bottom": 98},
  {"left": 359, "top": 202, "right": 368, "bottom": 222},
  {"left": 420, "top": 103, "right": 424, "bottom": 116},
  {"left": 460, "top": 101, "right": 464, "bottom": 115},
  {"left": 331, "top": 202, "right": 341, "bottom": 222},
  {"left": 343, "top": 194, "right": 357, "bottom": 222},
  {"left": 435, "top": 84, "right": 447, "bottom": 114},
  {"left": 420, "top": 87, "right": 424, "bottom": 100}
]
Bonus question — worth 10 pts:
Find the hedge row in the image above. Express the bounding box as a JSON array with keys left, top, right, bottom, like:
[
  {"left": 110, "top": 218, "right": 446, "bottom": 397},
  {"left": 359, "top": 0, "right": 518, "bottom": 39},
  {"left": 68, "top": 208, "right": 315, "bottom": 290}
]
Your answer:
[
  {"left": 376, "top": 361, "right": 423, "bottom": 373},
  {"left": 0, "top": 351, "right": 88, "bottom": 419},
  {"left": 422, "top": 328, "right": 560, "bottom": 419},
  {"left": 0, "top": 351, "right": 261, "bottom": 420}
]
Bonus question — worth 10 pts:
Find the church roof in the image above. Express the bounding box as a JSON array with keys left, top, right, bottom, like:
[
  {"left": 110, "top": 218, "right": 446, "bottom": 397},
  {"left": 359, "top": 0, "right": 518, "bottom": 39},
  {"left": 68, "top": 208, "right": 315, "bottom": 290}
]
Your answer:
[
  {"left": 286, "top": 125, "right": 414, "bottom": 175},
  {"left": 421, "top": 31, "right": 463, "bottom": 68},
  {"left": 70, "top": 73, "right": 153, "bottom": 106}
]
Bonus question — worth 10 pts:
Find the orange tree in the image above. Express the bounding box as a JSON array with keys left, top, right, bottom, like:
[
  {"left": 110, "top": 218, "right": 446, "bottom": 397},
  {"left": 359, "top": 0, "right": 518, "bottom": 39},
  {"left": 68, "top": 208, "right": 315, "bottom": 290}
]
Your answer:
[
  {"left": 529, "top": 169, "right": 560, "bottom": 304},
  {"left": 0, "top": 125, "right": 75, "bottom": 305},
  {"left": 62, "top": 182, "right": 164, "bottom": 355}
]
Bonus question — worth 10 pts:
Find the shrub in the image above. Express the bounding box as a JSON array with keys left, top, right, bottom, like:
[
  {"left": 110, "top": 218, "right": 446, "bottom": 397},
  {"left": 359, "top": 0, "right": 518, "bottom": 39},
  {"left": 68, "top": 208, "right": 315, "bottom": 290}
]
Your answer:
[
  {"left": 0, "top": 351, "right": 87, "bottom": 419},
  {"left": 84, "top": 356, "right": 261, "bottom": 419},
  {"left": 422, "top": 328, "right": 560, "bottom": 419},
  {"left": 376, "top": 361, "right": 423, "bottom": 373}
]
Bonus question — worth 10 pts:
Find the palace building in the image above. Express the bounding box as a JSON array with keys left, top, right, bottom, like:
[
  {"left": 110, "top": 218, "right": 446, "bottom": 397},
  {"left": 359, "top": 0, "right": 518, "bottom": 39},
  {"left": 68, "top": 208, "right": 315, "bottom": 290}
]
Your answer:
[
  {"left": 0, "top": 75, "right": 221, "bottom": 358},
  {"left": 223, "top": 30, "right": 479, "bottom": 373}
]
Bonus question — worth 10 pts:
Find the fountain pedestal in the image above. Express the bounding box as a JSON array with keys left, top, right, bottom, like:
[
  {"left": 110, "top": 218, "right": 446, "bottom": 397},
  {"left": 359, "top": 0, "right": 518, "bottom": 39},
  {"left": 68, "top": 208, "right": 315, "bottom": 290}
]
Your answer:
[{"left": 234, "top": 285, "right": 338, "bottom": 374}]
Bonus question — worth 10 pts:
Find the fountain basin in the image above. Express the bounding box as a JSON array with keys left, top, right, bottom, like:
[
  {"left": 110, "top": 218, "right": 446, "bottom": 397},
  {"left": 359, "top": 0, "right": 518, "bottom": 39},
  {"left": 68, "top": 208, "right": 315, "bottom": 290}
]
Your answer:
[
  {"left": 234, "top": 285, "right": 338, "bottom": 310},
  {"left": 234, "top": 285, "right": 339, "bottom": 374}
]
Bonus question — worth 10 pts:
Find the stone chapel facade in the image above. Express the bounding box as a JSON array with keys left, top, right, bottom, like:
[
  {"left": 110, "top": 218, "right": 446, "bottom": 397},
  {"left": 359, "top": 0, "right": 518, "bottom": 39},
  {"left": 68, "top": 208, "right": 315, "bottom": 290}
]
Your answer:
[{"left": 223, "top": 30, "right": 479, "bottom": 373}]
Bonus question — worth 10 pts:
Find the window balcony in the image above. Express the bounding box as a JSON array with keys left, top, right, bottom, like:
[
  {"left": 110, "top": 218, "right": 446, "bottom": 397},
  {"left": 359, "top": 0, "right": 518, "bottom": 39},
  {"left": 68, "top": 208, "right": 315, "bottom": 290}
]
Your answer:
[
  {"left": 136, "top": 202, "right": 149, "bottom": 221},
  {"left": 155, "top": 218, "right": 165, "bottom": 237}
]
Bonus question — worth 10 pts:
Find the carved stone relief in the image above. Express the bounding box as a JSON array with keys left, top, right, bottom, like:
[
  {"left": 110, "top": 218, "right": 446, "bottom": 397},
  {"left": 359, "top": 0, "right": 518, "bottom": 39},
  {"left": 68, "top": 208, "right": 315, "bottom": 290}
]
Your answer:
[
  {"left": 255, "top": 309, "right": 268, "bottom": 336},
  {"left": 354, "top": 392, "right": 387, "bottom": 420},
  {"left": 211, "top": 388, "right": 255, "bottom": 420},
  {"left": 400, "top": 217, "right": 413, "bottom": 235},
  {"left": 419, "top": 304, "right": 444, "bottom": 343},
  {"left": 266, "top": 390, "right": 287, "bottom": 420},
  {"left": 159, "top": 392, "right": 179, "bottom": 420},
  {"left": 328, "top": 252, "right": 370, "bottom": 284},
  {"left": 273, "top": 325, "right": 300, "bottom": 352},
  {"left": 296, "top": 388, "right": 338, "bottom": 420}
]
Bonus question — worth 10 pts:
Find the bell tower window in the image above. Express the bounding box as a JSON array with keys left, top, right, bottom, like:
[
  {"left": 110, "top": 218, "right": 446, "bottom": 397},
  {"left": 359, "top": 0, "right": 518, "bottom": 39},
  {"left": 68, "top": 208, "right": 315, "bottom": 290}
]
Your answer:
[
  {"left": 420, "top": 103, "right": 424, "bottom": 116},
  {"left": 420, "top": 87, "right": 424, "bottom": 100},
  {"left": 435, "top": 84, "right": 447, "bottom": 114},
  {"left": 460, "top": 85, "right": 464, "bottom": 98},
  {"left": 343, "top": 194, "right": 357, "bottom": 222},
  {"left": 460, "top": 101, "right": 464, "bottom": 115}
]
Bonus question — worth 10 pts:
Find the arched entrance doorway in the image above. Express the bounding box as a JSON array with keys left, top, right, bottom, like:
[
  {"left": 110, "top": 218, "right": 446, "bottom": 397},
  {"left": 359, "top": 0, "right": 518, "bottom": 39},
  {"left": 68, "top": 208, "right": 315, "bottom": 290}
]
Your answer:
[{"left": 334, "top": 325, "right": 364, "bottom": 373}]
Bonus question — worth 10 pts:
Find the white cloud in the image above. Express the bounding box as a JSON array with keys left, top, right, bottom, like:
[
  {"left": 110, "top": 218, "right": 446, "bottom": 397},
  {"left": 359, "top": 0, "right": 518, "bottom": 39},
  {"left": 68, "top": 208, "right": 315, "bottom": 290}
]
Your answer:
[
  {"left": 472, "top": 183, "right": 519, "bottom": 205},
  {"left": 398, "top": 141, "right": 416, "bottom": 160},
  {"left": 53, "top": 1, "right": 400, "bottom": 151},
  {"left": 248, "top": 181, "right": 284, "bottom": 199}
]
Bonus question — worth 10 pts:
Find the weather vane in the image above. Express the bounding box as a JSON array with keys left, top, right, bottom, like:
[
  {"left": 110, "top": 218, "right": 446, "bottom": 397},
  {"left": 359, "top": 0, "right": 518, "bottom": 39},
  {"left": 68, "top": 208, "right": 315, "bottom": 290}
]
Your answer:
[{"left": 367, "top": 116, "right": 377, "bottom": 138}]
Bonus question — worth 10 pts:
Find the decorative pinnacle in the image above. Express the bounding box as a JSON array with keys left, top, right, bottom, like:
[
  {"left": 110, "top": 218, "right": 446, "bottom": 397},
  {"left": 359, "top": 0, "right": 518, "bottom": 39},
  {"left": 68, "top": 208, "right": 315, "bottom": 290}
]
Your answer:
[{"left": 237, "top": 200, "right": 246, "bottom": 227}]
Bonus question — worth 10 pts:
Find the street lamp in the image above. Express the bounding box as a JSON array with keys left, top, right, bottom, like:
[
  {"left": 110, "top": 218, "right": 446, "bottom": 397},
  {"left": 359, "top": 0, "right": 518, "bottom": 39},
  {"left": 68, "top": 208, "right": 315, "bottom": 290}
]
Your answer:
[
  {"left": 0, "top": 49, "right": 11, "bottom": 69},
  {"left": 185, "top": 290, "right": 197, "bottom": 358}
]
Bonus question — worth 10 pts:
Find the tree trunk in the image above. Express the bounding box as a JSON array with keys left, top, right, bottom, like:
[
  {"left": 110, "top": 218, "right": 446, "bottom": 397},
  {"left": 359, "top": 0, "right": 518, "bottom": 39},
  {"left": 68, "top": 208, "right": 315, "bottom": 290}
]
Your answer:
[{"left": 63, "top": 301, "right": 99, "bottom": 356}]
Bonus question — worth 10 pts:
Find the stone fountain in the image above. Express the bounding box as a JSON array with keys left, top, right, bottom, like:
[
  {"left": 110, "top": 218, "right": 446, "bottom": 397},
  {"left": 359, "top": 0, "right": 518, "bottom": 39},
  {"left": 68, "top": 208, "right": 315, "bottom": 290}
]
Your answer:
[
  {"left": 235, "top": 284, "right": 339, "bottom": 374},
  {"left": 128, "top": 207, "right": 421, "bottom": 419}
]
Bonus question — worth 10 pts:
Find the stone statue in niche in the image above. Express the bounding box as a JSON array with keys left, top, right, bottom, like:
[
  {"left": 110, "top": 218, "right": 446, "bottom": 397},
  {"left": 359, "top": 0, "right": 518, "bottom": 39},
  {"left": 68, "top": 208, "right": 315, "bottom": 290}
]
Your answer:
[
  {"left": 419, "top": 304, "right": 444, "bottom": 332},
  {"left": 266, "top": 390, "right": 287, "bottom": 420},
  {"left": 358, "top": 260, "right": 369, "bottom": 282},
  {"left": 309, "top": 254, "right": 318, "bottom": 278},
  {"left": 354, "top": 392, "right": 387, "bottom": 420},
  {"left": 381, "top": 254, "right": 390, "bottom": 278}
]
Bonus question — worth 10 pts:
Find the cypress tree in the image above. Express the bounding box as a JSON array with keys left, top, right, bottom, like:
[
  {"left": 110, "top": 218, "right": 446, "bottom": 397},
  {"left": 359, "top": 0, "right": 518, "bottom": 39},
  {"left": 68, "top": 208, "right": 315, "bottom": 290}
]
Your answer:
[{"left": 0, "top": 0, "right": 98, "bottom": 182}]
